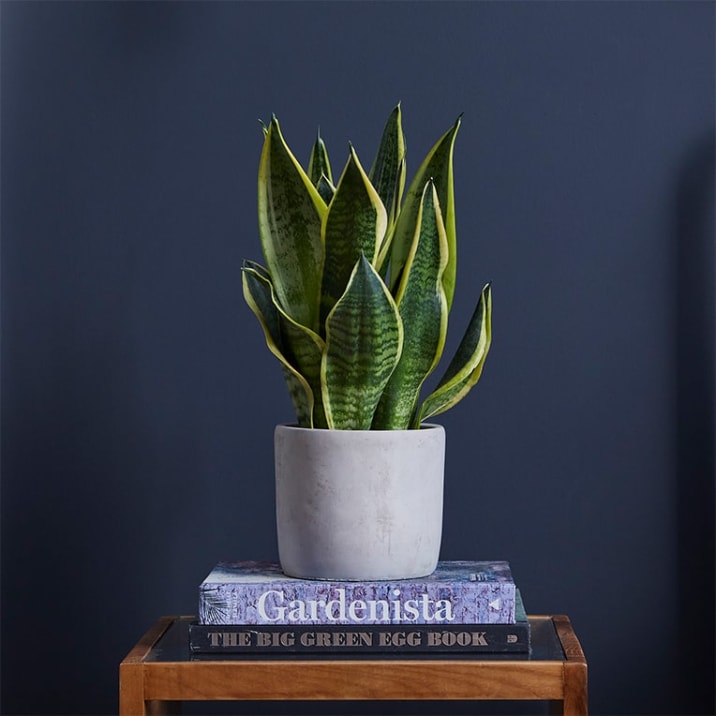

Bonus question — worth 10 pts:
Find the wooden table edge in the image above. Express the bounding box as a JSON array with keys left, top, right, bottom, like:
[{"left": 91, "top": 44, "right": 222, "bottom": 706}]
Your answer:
[
  {"left": 120, "top": 615, "right": 580, "bottom": 668},
  {"left": 121, "top": 616, "right": 178, "bottom": 664},
  {"left": 119, "top": 616, "right": 183, "bottom": 715},
  {"left": 551, "top": 615, "right": 587, "bottom": 661},
  {"left": 120, "top": 615, "right": 588, "bottom": 714}
]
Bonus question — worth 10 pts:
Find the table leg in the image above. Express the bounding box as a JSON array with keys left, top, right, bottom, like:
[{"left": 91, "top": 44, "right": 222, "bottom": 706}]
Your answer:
[
  {"left": 120, "top": 617, "right": 178, "bottom": 716},
  {"left": 563, "top": 660, "right": 588, "bottom": 715},
  {"left": 119, "top": 662, "right": 148, "bottom": 715},
  {"left": 553, "top": 615, "right": 588, "bottom": 715}
]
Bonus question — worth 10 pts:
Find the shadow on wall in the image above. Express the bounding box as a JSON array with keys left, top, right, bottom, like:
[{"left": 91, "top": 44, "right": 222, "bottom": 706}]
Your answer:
[{"left": 675, "top": 132, "right": 715, "bottom": 714}]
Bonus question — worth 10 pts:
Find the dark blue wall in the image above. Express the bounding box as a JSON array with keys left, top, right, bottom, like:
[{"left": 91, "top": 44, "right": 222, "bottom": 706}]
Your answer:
[{"left": 2, "top": 2, "right": 714, "bottom": 714}]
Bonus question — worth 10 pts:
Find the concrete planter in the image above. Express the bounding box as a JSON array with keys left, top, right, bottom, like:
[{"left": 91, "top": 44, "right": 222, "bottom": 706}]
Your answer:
[{"left": 274, "top": 424, "right": 445, "bottom": 581}]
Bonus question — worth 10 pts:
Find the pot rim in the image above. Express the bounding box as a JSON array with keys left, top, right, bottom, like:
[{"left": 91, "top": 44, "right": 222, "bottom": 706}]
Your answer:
[{"left": 275, "top": 422, "right": 444, "bottom": 434}]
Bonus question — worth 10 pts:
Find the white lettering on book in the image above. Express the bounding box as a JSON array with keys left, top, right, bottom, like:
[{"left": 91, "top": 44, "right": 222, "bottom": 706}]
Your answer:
[{"left": 256, "top": 588, "right": 454, "bottom": 623}]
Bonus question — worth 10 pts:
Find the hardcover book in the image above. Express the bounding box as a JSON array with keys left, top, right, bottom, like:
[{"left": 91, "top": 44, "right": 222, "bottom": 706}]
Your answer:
[
  {"left": 198, "top": 560, "right": 517, "bottom": 626},
  {"left": 188, "top": 620, "right": 530, "bottom": 654},
  {"left": 189, "top": 591, "right": 530, "bottom": 654}
]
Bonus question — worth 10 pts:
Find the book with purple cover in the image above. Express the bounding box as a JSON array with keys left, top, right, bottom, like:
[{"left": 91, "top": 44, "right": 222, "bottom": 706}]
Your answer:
[
  {"left": 189, "top": 591, "right": 529, "bottom": 653},
  {"left": 198, "top": 560, "right": 517, "bottom": 626}
]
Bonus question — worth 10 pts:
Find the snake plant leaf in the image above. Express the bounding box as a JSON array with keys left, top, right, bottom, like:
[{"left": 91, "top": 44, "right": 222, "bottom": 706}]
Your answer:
[
  {"left": 308, "top": 130, "right": 333, "bottom": 186},
  {"left": 278, "top": 366, "right": 315, "bottom": 428},
  {"left": 315, "top": 173, "right": 336, "bottom": 205},
  {"left": 416, "top": 282, "right": 492, "bottom": 425},
  {"left": 322, "top": 255, "right": 403, "bottom": 430},
  {"left": 242, "top": 261, "right": 329, "bottom": 428},
  {"left": 320, "top": 146, "right": 388, "bottom": 326},
  {"left": 390, "top": 115, "right": 461, "bottom": 309},
  {"left": 241, "top": 263, "right": 315, "bottom": 427},
  {"left": 372, "top": 180, "right": 449, "bottom": 429},
  {"left": 258, "top": 117, "right": 327, "bottom": 332},
  {"left": 369, "top": 104, "right": 406, "bottom": 234},
  {"left": 376, "top": 156, "right": 406, "bottom": 275}
]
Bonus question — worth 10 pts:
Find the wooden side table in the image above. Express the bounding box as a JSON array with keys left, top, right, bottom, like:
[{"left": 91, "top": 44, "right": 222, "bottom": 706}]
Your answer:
[{"left": 120, "top": 615, "right": 587, "bottom": 715}]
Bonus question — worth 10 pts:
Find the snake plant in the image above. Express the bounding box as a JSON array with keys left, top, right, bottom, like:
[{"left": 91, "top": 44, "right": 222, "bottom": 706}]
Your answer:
[{"left": 242, "top": 105, "right": 492, "bottom": 430}]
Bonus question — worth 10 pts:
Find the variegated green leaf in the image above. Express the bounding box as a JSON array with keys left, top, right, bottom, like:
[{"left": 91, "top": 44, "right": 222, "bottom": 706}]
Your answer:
[
  {"left": 390, "top": 115, "right": 461, "bottom": 309},
  {"left": 320, "top": 146, "right": 388, "bottom": 326},
  {"left": 369, "top": 104, "right": 406, "bottom": 232},
  {"left": 308, "top": 129, "right": 333, "bottom": 186},
  {"left": 243, "top": 258, "right": 272, "bottom": 282},
  {"left": 372, "top": 181, "right": 449, "bottom": 429},
  {"left": 241, "top": 263, "right": 315, "bottom": 427},
  {"left": 243, "top": 261, "right": 329, "bottom": 428},
  {"left": 322, "top": 255, "right": 403, "bottom": 430},
  {"left": 258, "top": 117, "right": 327, "bottom": 332},
  {"left": 315, "top": 173, "right": 336, "bottom": 204},
  {"left": 416, "top": 282, "right": 492, "bottom": 425},
  {"left": 376, "top": 156, "right": 406, "bottom": 274}
]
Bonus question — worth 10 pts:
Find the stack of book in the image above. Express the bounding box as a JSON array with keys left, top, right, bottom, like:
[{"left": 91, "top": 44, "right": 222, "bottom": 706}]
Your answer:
[{"left": 190, "top": 561, "right": 530, "bottom": 655}]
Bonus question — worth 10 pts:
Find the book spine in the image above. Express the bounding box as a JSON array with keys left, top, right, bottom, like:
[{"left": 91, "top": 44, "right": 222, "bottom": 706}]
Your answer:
[
  {"left": 199, "top": 582, "right": 516, "bottom": 625},
  {"left": 188, "top": 622, "right": 531, "bottom": 654}
]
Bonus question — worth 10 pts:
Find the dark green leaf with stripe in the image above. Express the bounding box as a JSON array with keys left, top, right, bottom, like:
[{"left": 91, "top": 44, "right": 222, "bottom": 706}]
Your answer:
[
  {"left": 258, "top": 117, "right": 327, "bottom": 332},
  {"left": 241, "top": 263, "right": 315, "bottom": 427},
  {"left": 372, "top": 181, "right": 449, "bottom": 429},
  {"left": 322, "top": 255, "right": 403, "bottom": 430},
  {"left": 315, "top": 174, "right": 336, "bottom": 204},
  {"left": 416, "top": 282, "right": 492, "bottom": 425},
  {"left": 390, "top": 116, "right": 461, "bottom": 309},
  {"left": 308, "top": 130, "right": 333, "bottom": 186},
  {"left": 369, "top": 104, "right": 406, "bottom": 233},
  {"left": 243, "top": 262, "right": 329, "bottom": 428},
  {"left": 320, "top": 146, "right": 388, "bottom": 326}
]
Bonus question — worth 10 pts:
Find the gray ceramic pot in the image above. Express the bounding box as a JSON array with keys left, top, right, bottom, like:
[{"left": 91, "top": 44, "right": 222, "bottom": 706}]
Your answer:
[{"left": 274, "top": 423, "right": 445, "bottom": 580}]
